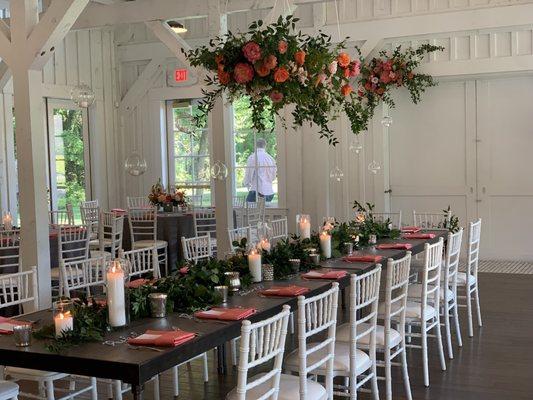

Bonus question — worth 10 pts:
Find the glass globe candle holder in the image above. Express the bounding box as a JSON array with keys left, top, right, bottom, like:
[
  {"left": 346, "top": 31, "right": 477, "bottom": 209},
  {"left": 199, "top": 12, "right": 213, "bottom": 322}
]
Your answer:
[
  {"left": 381, "top": 116, "right": 393, "bottom": 127},
  {"left": 71, "top": 84, "right": 95, "bottom": 108},
  {"left": 105, "top": 256, "right": 131, "bottom": 328},
  {"left": 124, "top": 151, "right": 148, "bottom": 176},
  {"left": 329, "top": 166, "right": 344, "bottom": 182},
  {"left": 210, "top": 160, "right": 228, "bottom": 180}
]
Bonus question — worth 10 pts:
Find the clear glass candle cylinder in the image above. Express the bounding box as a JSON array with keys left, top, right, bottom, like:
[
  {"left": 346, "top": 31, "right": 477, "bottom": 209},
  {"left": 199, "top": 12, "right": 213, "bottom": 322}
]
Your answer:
[
  {"left": 53, "top": 299, "right": 74, "bottom": 337},
  {"left": 296, "top": 214, "right": 311, "bottom": 239},
  {"left": 106, "top": 257, "right": 131, "bottom": 328}
]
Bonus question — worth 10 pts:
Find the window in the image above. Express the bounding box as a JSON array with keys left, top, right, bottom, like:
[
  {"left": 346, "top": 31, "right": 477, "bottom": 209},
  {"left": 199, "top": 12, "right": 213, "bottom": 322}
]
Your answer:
[
  {"left": 166, "top": 100, "right": 211, "bottom": 206},
  {"left": 232, "top": 97, "right": 278, "bottom": 205},
  {"left": 46, "top": 99, "right": 91, "bottom": 223}
]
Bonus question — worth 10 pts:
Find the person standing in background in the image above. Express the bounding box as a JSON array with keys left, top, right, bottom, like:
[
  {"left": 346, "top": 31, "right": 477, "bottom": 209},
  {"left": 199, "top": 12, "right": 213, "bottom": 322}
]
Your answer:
[{"left": 243, "top": 138, "right": 277, "bottom": 202}]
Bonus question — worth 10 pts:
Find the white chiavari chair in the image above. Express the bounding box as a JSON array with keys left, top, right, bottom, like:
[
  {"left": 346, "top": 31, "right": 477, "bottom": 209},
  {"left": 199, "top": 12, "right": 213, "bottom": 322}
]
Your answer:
[
  {"left": 270, "top": 217, "right": 288, "bottom": 242},
  {"left": 370, "top": 212, "right": 402, "bottom": 229},
  {"left": 60, "top": 256, "right": 107, "bottom": 298},
  {"left": 1, "top": 269, "right": 98, "bottom": 400},
  {"left": 193, "top": 208, "right": 217, "bottom": 252},
  {"left": 233, "top": 195, "right": 246, "bottom": 228},
  {"left": 181, "top": 235, "right": 212, "bottom": 262},
  {"left": 122, "top": 247, "right": 160, "bottom": 279},
  {"left": 0, "top": 381, "right": 18, "bottom": 400},
  {"left": 80, "top": 201, "right": 100, "bottom": 240},
  {"left": 225, "top": 305, "right": 291, "bottom": 400},
  {"left": 49, "top": 204, "right": 74, "bottom": 226},
  {"left": 281, "top": 283, "right": 339, "bottom": 400},
  {"left": 404, "top": 238, "right": 447, "bottom": 387},
  {"left": 0, "top": 230, "right": 20, "bottom": 275},
  {"left": 458, "top": 219, "right": 482, "bottom": 338},
  {"left": 412, "top": 210, "right": 450, "bottom": 230},
  {"left": 90, "top": 211, "right": 124, "bottom": 259},
  {"left": 339, "top": 255, "right": 412, "bottom": 400},
  {"left": 126, "top": 196, "right": 150, "bottom": 208},
  {"left": 233, "top": 195, "right": 246, "bottom": 209},
  {"left": 227, "top": 227, "right": 252, "bottom": 251},
  {"left": 244, "top": 201, "right": 262, "bottom": 227},
  {"left": 128, "top": 206, "right": 168, "bottom": 276}
]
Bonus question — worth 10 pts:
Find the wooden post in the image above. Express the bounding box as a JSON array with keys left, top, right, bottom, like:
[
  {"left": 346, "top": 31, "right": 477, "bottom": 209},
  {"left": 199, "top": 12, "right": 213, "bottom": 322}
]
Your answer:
[{"left": 208, "top": 0, "right": 233, "bottom": 257}]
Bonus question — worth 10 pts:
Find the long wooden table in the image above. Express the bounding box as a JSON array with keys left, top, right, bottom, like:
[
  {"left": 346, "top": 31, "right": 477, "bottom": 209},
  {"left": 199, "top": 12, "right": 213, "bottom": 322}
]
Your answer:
[{"left": 0, "top": 230, "right": 446, "bottom": 399}]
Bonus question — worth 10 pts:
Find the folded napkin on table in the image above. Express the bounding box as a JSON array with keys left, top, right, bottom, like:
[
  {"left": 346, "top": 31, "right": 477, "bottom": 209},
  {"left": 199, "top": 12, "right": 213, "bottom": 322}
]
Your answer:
[
  {"left": 111, "top": 208, "right": 126, "bottom": 214},
  {"left": 342, "top": 255, "right": 382, "bottom": 263},
  {"left": 402, "top": 233, "right": 436, "bottom": 239},
  {"left": 301, "top": 270, "right": 348, "bottom": 280},
  {"left": 376, "top": 243, "right": 413, "bottom": 250},
  {"left": 401, "top": 226, "right": 421, "bottom": 233},
  {"left": 126, "top": 278, "right": 151, "bottom": 289},
  {"left": 0, "top": 317, "right": 30, "bottom": 335},
  {"left": 127, "top": 329, "right": 196, "bottom": 347},
  {"left": 194, "top": 307, "right": 256, "bottom": 321},
  {"left": 259, "top": 286, "right": 310, "bottom": 297}
]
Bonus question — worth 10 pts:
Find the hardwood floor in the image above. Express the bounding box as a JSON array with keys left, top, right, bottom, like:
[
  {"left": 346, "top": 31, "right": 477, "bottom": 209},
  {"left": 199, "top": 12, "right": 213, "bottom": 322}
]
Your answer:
[{"left": 21, "top": 272, "right": 533, "bottom": 399}]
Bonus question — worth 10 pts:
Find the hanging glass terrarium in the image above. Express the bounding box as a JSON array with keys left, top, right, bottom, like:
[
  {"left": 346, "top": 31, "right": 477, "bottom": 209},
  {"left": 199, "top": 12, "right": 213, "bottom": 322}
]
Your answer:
[
  {"left": 71, "top": 84, "right": 95, "bottom": 108},
  {"left": 124, "top": 151, "right": 147, "bottom": 176}
]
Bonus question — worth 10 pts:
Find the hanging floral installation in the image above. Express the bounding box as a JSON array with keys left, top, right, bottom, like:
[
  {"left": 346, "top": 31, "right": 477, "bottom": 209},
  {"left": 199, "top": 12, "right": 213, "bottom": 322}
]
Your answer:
[{"left": 185, "top": 16, "right": 443, "bottom": 145}]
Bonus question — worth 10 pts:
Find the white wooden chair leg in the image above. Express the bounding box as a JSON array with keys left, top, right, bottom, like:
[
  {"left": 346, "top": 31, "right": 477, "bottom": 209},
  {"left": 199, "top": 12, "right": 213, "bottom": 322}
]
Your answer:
[
  {"left": 400, "top": 346, "right": 413, "bottom": 400},
  {"left": 370, "top": 355, "right": 379, "bottom": 400},
  {"left": 171, "top": 366, "right": 179, "bottom": 397},
  {"left": 46, "top": 380, "right": 55, "bottom": 400},
  {"left": 152, "top": 374, "right": 160, "bottom": 400},
  {"left": 421, "top": 322, "right": 429, "bottom": 387},
  {"left": 90, "top": 377, "right": 97, "bottom": 400},
  {"left": 406, "top": 323, "right": 412, "bottom": 343},
  {"left": 202, "top": 352, "right": 209, "bottom": 382},
  {"left": 466, "top": 287, "right": 474, "bottom": 337},
  {"left": 474, "top": 285, "right": 482, "bottom": 327},
  {"left": 435, "top": 317, "right": 447, "bottom": 371},
  {"left": 230, "top": 338, "right": 238, "bottom": 366},
  {"left": 38, "top": 383, "right": 46, "bottom": 398},
  {"left": 385, "top": 347, "right": 392, "bottom": 400},
  {"left": 68, "top": 379, "right": 76, "bottom": 391},
  {"left": 106, "top": 380, "right": 113, "bottom": 399},
  {"left": 453, "top": 302, "right": 463, "bottom": 347},
  {"left": 113, "top": 380, "right": 123, "bottom": 400},
  {"left": 289, "top": 312, "right": 295, "bottom": 335},
  {"left": 444, "top": 304, "right": 453, "bottom": 359}
]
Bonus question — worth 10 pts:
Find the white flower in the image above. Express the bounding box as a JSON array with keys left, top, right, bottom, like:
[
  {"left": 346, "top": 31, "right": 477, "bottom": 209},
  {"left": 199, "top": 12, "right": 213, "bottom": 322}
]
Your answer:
[
  {"left": 371, "top": 76, "right": 379, "bottom": 84},
  {"left": 328, "top": 61, "right": 338, "bottom": 74}
]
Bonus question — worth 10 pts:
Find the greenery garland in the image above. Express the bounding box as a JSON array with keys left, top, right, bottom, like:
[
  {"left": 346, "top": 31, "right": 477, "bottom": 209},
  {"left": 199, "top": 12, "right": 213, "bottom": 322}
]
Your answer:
[{"left": 185, "top": 15, "right": 443, "bottom": 144}]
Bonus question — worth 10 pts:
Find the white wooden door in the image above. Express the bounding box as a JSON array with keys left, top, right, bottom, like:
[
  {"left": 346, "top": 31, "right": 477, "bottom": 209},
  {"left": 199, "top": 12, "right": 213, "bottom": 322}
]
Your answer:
[
  {"left": 476, "top": 77, "right": 533, "bottom": 260},
  {"left": 387, "top": 80, "right": 477, "bottom": 230}
]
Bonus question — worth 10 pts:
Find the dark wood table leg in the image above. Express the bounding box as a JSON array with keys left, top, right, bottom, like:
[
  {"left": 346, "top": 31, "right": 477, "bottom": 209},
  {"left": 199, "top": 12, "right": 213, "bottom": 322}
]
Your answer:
[
  {"left": 341, "top": 288, "right": 346, "bottom": 309},
  {"left": 217, "top": 343, "right": 227, "bottom": 374},
  {"left": 132, "top": 384, "right": 144, "bottom": 400}
]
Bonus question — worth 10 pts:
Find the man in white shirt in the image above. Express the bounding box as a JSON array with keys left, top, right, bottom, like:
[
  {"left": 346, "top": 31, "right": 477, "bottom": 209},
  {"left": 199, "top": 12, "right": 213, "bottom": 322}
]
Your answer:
[{"left": 243, "top": 138, "right": 277, "bottom": 202}]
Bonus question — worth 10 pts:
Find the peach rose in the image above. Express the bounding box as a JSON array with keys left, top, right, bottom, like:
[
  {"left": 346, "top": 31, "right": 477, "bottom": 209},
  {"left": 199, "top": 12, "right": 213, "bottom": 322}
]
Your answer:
[
  {"left": 218, "top": 70, "right": 231, "bottom": 85},
  {"left": 341, "top": 84, "right": 353, "bottom": 96},
  {"left": 278, "top": 40, "right": 288, "bottom": 54},
  {"left": 270, "top": 90, "right": 284, "bottom": 103},
  {"left": 273, "top": 66, "right": 289, "bottom": 83},
  {"left": 242, "top": 41, "right": 262, "bottom": 63},
  {"left": 255, "top": 62, "right": 271, "bottom": 77},
  {"left": 294, "top": 50, "right": 306, "bottom": 66},
  {"left": 264, "top": 54, "right": 278, "bottom": 70},
  {"left": 233, "top": 63, "right": 254, "bottom": 84},
  {"left": 337, "top": 52, "right": 351, "bottom": 68}
]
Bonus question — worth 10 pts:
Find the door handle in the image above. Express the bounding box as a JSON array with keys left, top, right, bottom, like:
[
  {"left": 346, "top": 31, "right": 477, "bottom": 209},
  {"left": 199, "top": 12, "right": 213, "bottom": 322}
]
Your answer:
[{"left": 384, "top": 189, "right": 392, "bottom": 194}]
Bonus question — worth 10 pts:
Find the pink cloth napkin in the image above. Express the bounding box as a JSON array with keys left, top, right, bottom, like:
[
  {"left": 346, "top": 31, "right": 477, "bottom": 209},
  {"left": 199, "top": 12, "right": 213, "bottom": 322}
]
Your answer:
[
  {"left": 128, "top": 329, "right": 196, "bottom": 347},
  {"left": 343, "top": 255, "right": 382, "bottom": 263},
  {"left": 260, "top": 286, "right": 310, "bottom": 297},
  {"left": 111, "top": 208, "right": 127, "bottom": 215},
  {"left": 376, "top": 243, "right": 413, "bottom": 250},
  {"left": 301, "top": 270, "right": 348, "bottom": 280},
  {"left": 0, "top": 317, "right": 29, "bottom": 335},
  {"left": 195, "top": 307, "right": 256, "bottom": 321},
  {"left": 401, "top": 226, "right": 421, "bottom": 233},
  {"left": 403, "top": 233, "right": 436, "bottom": 239}
]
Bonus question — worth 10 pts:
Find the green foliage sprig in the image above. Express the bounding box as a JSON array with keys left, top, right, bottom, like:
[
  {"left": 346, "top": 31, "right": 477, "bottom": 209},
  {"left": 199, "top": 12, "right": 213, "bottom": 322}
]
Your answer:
[
  {"left": 352, "top": 201, "right": 401, "bottom": 244},
  {"left": 439, "top": 206, "right": 460, "bottom": 233},
  {"left": 185, "top": 15, "right": 443, "bottom": 145}
]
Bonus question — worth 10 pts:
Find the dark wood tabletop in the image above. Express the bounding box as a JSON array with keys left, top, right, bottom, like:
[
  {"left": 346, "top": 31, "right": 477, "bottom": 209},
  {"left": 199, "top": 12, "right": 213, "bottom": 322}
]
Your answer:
[{"left": 0, "top": 230, "right": 447, "bottom": 399}]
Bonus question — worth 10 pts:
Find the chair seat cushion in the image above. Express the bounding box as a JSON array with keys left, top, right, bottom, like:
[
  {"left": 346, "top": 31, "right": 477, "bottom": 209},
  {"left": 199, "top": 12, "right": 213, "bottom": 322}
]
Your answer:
[
  {"left": 284, "top": 342, "right": 372, "bottom": 376},
  {"left": 456, "top": 272, "right": 476, "bottom": 286},
  {"left": 408, "top": 284, "right": 454, "bottom": 302},
  {"left": 6, "top": 366, "right": 68, "bottom": 379},
  {"left": 133, "top": 240, "right": 167, "bottom": 249},
  {"left": 379, "top": 301, "right": 437, "bottom": 321},
  {"left": 0, "top": 380, "right": 18, "bottom": 398},
  {"left": 226, "top": 372, "right": 327, "bottom": 400},
  {"left": 336, "top": 322, "right": 402, "bottom": 349}
]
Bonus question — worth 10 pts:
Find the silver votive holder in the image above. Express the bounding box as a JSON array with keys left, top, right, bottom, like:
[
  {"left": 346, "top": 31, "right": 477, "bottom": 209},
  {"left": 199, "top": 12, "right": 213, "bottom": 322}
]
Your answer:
[
  {"left": 369, "top": 234, "right": 377, "bottom": 245},
  {"left": 214, "top": 285, "right": 229, "bottom": 304},
  {"left": 148, "top": 293, "right": 168, "bottom": 318},
  {"left": 13, "top": 324, "right": 32, "bottom": 347},
  {"left": 309, "top": 253, "right": 321, "bottom": 265},
  {"left": 262, "top": 264, "right": 274, "bottom": 281},
  {"left": 225, "top": 272, "right": 241, "bottom": 292},
  {"left": 344, "top": 242, "right": 354, "bottom": 255},
  {"left": 289, "top": 259, "right": 301, "bottom": 274}
]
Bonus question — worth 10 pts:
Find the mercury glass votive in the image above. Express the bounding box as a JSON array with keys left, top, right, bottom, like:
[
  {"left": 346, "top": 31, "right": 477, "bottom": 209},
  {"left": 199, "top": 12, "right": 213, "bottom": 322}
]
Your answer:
[
  {"left": 214, "top": 286, "right": 229, "bottom": 304},
  {"left": 148, "top": 293, "right": 168, "bottom": 318},
  {"left": 13, "top": 324, "right": 32, "bottom": 347}
]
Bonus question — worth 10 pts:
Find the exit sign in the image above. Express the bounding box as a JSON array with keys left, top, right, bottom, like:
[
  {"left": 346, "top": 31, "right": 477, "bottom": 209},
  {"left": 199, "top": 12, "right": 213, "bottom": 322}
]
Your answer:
[{"left": 174, "top": 69, "right": 188, "bottom": 82}]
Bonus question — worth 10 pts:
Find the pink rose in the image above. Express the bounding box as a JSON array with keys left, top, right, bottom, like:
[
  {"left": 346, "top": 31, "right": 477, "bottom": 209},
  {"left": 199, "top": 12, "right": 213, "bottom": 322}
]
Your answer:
[
  {"left": 315, "top": 72, "right": 327, "bottom": 86},
  {"left": 234, "top": 63, "right": 254, "bottom": 84},
  {"left": 278, "top": 40, "right": 288, "bottom": 54},
  {"left": 243, "top": 41, "right": 262, "bottom": 63},
  {"left": 383, "top": 60, "right": 393, "bottom": 71},
  {"left": 270, "top": 90, "right": 284, "bottom": 103},
  {"left": 349, "top": 61, "right": 361, "bottom": 77},
  {"left": 380, "top": 71, "right": 392, "bottom": 84},
  {"left": 328, "top": 61, "right": 338, "bottom": 74}
]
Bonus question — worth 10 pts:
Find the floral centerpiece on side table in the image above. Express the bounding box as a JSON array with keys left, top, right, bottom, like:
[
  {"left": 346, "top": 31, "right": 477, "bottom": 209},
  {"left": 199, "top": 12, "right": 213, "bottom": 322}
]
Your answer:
[
  {"left": 185, "top": 15, "right": 443, "bottom": 145},
  {"left": 148, "top": 180, "right": 188, "bottom": 212}
]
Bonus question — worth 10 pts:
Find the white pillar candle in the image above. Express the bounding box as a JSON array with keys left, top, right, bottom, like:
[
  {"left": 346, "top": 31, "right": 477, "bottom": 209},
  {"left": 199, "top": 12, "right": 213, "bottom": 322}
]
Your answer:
[
  {"left": 107, "top": 260, "right": 126, "bottom": 327},
  {"left": 2, "top": 213, "right": 12, "bottom": 230},
  {"left": 54, "top": 312, "right": 74, "bottom": 337},
  {"left": 299, "top": 217, "right": 311, "bottom": 239},
  {"left": 320, "top": 231, "right": 332, "bottom": 259},
  {"left": 248, "top": 249, "right": 262, "bottom": 282}
]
